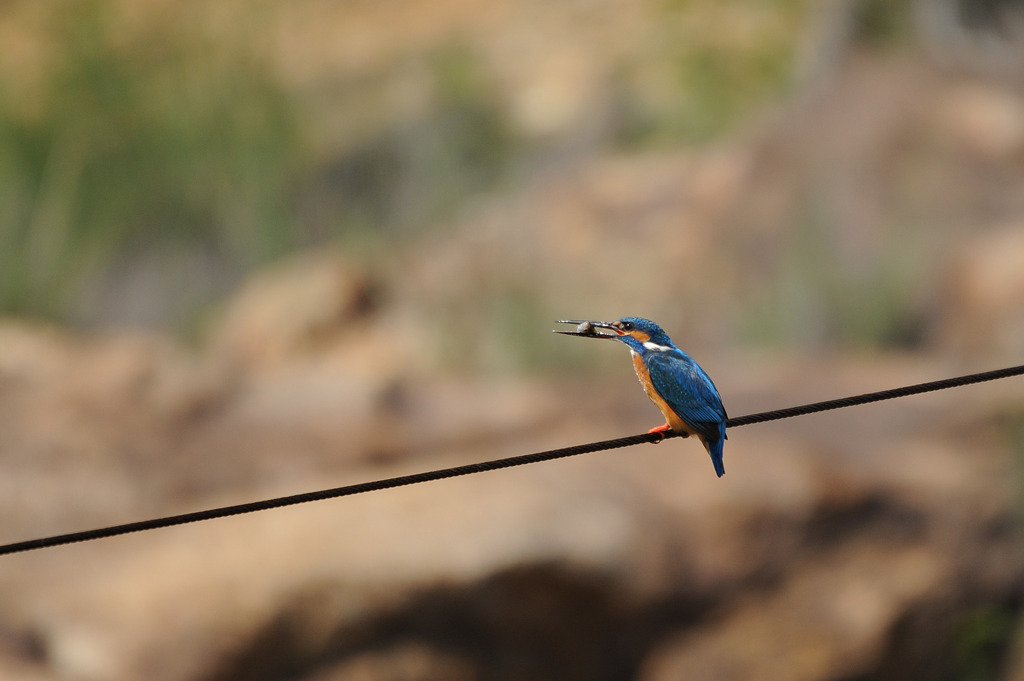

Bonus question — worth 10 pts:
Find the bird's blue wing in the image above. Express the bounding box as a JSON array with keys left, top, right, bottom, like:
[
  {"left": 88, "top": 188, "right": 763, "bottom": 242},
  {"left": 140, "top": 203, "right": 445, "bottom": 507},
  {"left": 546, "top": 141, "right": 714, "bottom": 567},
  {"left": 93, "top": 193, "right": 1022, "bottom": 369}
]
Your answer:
[{"left": 646, "top": 350, "right": 727, "bottom": 437}]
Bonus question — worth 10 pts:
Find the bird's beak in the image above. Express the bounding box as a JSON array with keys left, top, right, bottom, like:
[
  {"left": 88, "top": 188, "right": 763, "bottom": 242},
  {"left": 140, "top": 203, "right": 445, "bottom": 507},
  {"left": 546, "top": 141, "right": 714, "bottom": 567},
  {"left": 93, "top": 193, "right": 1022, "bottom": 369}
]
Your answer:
[{"left": 553, "top": 320, "right": 620, "bottom": 339}]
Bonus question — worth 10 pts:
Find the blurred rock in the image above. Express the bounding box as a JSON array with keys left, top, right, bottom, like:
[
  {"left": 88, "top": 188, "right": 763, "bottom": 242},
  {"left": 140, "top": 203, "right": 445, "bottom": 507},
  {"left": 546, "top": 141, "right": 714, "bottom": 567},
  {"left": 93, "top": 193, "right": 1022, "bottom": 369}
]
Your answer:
[
  {"left": 212, "top": 251, "right": 381, "bottom": 370},
  {"left": 3, "top": 339, "right": 1022, "bottom": 681},
  {"left": 938, "top": 226, "right": 1024, "bottom": 360},
  {"left": 0, "top": 322, "right": 235, "bottom": 531},
  {"left": 308, "top": 644, "right": 476, "bottom": 681},
  {"left": 935, "top": 84, "right": 1024, "bottom": 161},
  {"left": 639, "top": 544, "right": 944, "bottom": 681}
]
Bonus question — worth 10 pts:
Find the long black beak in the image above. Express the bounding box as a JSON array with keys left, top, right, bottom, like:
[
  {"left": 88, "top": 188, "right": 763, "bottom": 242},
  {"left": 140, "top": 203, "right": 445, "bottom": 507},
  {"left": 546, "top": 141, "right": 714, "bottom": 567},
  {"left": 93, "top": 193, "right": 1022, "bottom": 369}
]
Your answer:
[{"left": 553, "top": 320, "right": 620, "bottom": 339}]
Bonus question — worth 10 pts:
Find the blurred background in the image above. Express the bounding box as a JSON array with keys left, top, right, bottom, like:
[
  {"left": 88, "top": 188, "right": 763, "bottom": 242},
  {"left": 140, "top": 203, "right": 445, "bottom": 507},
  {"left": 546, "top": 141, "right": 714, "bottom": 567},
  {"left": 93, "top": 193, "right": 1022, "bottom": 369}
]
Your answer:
[{"left": 2, "top": 0, "right": 1024, "bottom": 679}]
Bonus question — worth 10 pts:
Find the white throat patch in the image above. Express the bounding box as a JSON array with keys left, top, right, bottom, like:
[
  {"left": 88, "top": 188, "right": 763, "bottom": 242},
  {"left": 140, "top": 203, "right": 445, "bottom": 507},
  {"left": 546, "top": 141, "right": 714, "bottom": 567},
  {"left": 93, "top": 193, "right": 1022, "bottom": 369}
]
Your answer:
[{"left": 642, "top": 341, "right": 672, "bottom": 352}]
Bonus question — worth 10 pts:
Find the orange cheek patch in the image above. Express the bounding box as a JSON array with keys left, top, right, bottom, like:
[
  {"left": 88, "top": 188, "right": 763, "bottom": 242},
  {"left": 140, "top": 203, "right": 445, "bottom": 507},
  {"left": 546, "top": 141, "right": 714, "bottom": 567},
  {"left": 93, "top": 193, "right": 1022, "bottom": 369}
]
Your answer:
[{"left": 631, "top": 330, "right": 651, "bottom": 343}]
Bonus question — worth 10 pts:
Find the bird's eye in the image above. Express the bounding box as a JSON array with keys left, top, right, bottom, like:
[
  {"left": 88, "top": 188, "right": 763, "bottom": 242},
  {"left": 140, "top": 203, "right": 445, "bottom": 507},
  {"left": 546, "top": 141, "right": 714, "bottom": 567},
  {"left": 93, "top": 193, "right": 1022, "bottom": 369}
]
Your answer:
[{"left": 619, "top": 321, "right": 634, "bottom": 331}]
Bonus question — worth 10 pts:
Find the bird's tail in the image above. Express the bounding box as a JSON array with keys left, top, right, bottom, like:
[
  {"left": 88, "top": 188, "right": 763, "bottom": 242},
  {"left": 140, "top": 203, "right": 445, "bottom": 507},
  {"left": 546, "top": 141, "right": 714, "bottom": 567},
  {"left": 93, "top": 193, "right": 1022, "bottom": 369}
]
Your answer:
[{"left": 702, "top": 424, "right": 727, "bottom": 478}]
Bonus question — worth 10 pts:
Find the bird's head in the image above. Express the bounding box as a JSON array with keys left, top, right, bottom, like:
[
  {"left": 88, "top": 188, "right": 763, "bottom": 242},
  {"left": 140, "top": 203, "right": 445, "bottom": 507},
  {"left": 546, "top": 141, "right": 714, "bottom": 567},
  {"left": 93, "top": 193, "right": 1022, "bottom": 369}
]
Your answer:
[{"left": 555, "top": 317, "right": 676, "bottom": 353}]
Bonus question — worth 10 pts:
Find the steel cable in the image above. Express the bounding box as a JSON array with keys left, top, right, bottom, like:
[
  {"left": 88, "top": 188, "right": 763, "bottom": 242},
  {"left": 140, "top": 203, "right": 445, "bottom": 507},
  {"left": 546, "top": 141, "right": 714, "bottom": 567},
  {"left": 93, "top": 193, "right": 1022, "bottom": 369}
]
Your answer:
[{"left": 1, "top": 363, "right": 1021, "bottom": 556}]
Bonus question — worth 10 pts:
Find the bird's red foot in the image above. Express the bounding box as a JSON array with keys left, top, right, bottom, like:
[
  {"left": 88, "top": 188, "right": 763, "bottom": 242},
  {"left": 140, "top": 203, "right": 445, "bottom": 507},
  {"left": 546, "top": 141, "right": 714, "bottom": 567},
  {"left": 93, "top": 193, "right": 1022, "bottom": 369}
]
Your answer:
[{"left": 647, "top": 423, "right": 672, "bottom": 443}]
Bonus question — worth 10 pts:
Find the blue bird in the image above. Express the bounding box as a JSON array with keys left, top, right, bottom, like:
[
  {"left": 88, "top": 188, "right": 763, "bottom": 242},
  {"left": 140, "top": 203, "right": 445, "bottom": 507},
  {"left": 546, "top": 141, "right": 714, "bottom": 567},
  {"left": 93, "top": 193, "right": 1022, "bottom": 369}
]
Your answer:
[{"left": 556, "top": 317, "right": 728, "bottom": 477}]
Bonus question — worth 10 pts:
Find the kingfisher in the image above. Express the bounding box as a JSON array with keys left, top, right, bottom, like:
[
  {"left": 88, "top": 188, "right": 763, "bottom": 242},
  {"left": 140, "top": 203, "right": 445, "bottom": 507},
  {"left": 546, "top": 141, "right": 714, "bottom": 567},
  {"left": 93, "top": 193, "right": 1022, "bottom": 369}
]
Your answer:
[{"left": 555, "top": 317, "right": 728, "bottom": 477}]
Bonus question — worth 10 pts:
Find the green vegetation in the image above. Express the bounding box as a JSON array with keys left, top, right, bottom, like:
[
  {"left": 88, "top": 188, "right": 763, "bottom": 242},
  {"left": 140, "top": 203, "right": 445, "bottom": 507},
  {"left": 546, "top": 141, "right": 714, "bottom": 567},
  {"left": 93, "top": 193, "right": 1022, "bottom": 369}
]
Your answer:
[
  {"left": 0, "top": 0, "right": 816, "bottom": 331},
  {"left": 999, "top": 411, "right": 1024, "bottom": 511},
  {"left": 954, "top": 604, "right": 1017, "bottom": 681},
  {"left": 617, "top": 0, "right": 811, "bottom": 145},
  {"left": 740, "top": 203, "right": 927, "bottom": 349},
  {"left": 854, "top": 0, "right": 915, "bottom": 47},
  {"left": 0, "top": 0, "right": 301, "bottom": 319},
  {"left": 308, "top": 43, "right": 512, "bottom": 244},
  {"left": 0, "top": 3, "right": 518, "bottom": 324}
]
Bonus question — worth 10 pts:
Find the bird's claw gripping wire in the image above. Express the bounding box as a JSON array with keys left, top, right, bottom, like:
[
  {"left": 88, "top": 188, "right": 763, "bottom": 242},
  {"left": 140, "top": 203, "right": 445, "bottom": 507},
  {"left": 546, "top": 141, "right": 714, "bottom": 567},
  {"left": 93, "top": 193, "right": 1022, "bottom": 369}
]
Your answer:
[{"left": 647, "top": 424, "right": 679, "bottom": 443}]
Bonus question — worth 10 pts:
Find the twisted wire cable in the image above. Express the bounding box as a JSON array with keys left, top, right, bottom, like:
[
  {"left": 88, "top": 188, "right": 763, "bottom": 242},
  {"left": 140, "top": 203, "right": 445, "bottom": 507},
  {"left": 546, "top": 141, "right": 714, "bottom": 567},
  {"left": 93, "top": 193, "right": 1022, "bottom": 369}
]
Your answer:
[{"left": 2, "top": 363, "right": 1021, "bottom": 556}]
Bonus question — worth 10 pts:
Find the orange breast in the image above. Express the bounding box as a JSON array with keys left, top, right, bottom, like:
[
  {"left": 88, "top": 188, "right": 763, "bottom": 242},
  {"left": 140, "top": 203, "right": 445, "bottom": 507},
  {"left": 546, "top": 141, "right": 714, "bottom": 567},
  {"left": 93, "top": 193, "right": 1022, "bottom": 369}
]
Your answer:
[{"left": 631, "top": 352, "right": 696, "bottom": 436}]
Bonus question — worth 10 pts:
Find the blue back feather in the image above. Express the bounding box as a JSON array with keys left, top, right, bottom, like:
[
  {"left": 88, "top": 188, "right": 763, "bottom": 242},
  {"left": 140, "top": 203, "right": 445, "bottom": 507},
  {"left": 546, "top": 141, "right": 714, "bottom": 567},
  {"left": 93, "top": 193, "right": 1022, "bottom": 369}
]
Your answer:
[{"left": 646, "top": 348, "right": 728, "bottom": 477}]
